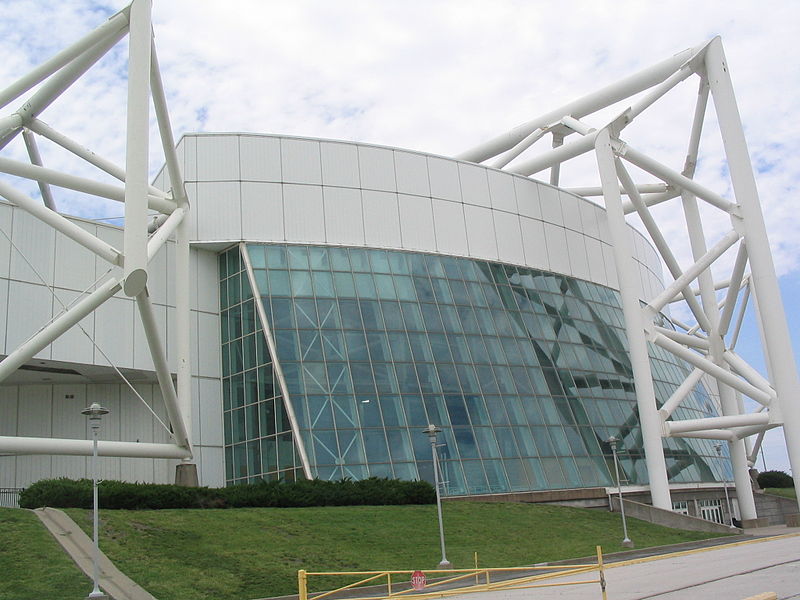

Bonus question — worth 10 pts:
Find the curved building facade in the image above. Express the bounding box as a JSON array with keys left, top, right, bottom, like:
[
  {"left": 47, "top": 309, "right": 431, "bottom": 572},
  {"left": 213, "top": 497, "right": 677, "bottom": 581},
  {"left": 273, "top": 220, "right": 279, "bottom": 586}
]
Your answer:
[
  {"left": 0, "top": 131, "right": 731, "bottom": 495},
  {"left": 158, "top": 132, "right": 729, "bottom": 494}
]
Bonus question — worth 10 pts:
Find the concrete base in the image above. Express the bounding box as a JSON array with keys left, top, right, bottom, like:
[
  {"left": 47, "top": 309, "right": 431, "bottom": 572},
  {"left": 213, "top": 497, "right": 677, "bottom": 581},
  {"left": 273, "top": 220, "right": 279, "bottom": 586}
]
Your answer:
[
  {"left": 86, "top": 594, "right": 109, "bottom": 600},
  {"left": 784, "top": 513, "right": 800, "bottom": 527},
  {"left": 175, "top": 462, "right": 198, "bottom": 487},
  {"left": 622, "top": 539, "right": 635, "bottom": 548},
  {"left": 741, "top": 517, "right": 771, "bottom": 529}
]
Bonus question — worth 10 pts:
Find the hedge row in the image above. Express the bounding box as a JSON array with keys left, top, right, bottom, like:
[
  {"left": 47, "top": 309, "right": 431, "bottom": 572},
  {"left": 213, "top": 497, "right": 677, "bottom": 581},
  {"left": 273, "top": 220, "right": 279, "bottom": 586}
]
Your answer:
[
  {"left": 19, "top": 477, "right": 435, "bottom": 510},
  {"left": 756, "top": 470, "right": 794, "bottom": 489}
]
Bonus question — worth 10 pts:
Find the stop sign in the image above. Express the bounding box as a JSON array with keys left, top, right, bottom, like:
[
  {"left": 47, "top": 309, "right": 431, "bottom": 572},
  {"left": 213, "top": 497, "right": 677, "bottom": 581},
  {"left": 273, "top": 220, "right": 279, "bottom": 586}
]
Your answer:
[{"left": 411, "top": 570, "right": 426, "bottom": 591}]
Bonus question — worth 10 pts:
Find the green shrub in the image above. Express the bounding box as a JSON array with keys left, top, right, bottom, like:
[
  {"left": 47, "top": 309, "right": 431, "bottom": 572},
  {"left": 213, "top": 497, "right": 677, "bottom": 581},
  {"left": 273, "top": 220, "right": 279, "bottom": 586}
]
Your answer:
[
  {"left": 18, "top": 477, "right": 435, "bottom": 509},
  {"left": 757, "top": 470, "right": 794, "bottom": 489}
]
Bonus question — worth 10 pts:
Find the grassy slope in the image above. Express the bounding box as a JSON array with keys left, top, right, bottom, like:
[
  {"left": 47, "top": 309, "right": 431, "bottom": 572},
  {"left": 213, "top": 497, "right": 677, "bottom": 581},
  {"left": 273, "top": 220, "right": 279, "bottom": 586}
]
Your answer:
[
  {"left": 0, "top": 508, "right": 90, "bottom": 600},
  {"left": 56, "top": 502, "right": 726, "bottom": 600},
  {"left": 763, "top": 487, "right": 797, "bottom": 500}
]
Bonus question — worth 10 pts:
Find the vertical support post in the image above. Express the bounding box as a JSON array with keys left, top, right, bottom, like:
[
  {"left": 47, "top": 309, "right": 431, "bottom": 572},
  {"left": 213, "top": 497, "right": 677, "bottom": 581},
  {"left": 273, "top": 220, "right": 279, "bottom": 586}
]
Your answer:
[
  {"left": 705, "top": 37, "right": 800, "bottom": 509},
  {"left": 595, "top": 129, "right": 671, "bottom": 510},
  {"left": 122, "top": 0, "right": 152, "bottom": 297},
  {"left": 174, "top": 205, "right": 194, "bottom": 480},
  {"left": 298, "top": 570, "right": 308, "bottom": 600},
  {"left": 596, "top": 546, "right": 607, "bottom": 600}
]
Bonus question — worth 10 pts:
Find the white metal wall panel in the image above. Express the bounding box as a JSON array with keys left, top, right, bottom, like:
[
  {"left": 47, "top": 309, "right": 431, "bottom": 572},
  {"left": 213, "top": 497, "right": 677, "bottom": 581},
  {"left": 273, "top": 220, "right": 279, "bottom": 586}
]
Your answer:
[
  {"left": 585, "top": 237, "right": 607, "bottom": 286},
  {"left": 494, "top": 211, "right": 525, "bottom": 265},
  {"left": 10, "top": 209, "right": 55, "bottom": 285},
  {"left": 281, "top": 138, "right": 322, "bottom": 185},
  {"left": 241, "top": 182, "right": 284, "bottom": 242},
  {"left": 198, "top": 377, "right": 224, "bottom": 447},
  {"left": 519, "top": 218, "right": 549, "bottom": 271},
  {"left": 579, "top": 200, "right": 602, "bottom": 239},
  {"left": 197, "top": 312, "right": 221, "bottom": 378},
  {"left": 513, "top": 177, "right": 542, "bottom": 219},
  {"left": 427, "top": 157, "right": 461, "bottom": 201},
  {"left": 239, "top": 135, "right": 281, "bottom": 182},
  {"left": 18, "top": 385, "right": 51, "bottom": 436},
  {"left": 538, "top": 185, "right": 563, "bottom": 226},
  {"left": 560, "top": 192, "right": 583, "bottom": 232},
  {"left": 95, "top": 224, "right": 124, "bottom": 280},
  {"left": 133, "top": 301, "right": 166, "bottom": 371},
  {"left": 323, "top": 187, "right": 364, "bottom": 246},
  {"left": 51, "top": 389, "right": 90, "bottom": 480},
  {"left": 0, "top": 280, "right": 7, "bottom": 355},
  {"left": 565, "top": 229, "right": 590, "bottom": 282},
  {"left": 358, "top": 146, "right": 396, "bottom": 192},
  {"left": 395, "top": 151, "right": 430, "bottom": 197},
  {"left": 6, "top": 281, "right": 52, "bottom": 358},
  {"left": 284, "top": 184, "right": 325, "bottom": 243},
  {"left": 432, "top": 199, "right": 468, "bottom": 256},
  {"left": 184, "top": 182, "right": 199, "bottom": 240},
  {"left": 543, "top": 223, "right": 571, "bottom": 276},
  {"left": 94, "top": 295, "right": 134, "bottom": 368},
  {"left": 198, "top": 446, "right": 225, "bottom": 487},
  {"left": 487, "top": 170, "right": 517, "bottom": 213},
  {"left": 0, "top": 386, "right": 16, "bottom": 435},
  {"left": 464, "top": 204, "right": 498, "bottom": 260},
  {"left": 459, "top": 163, "right": 490, "bottom": 208},
  {"left": 0, "top": 203, "right": 12, "bottom": 279},
  {"left": 320, "top": 142, "right": 360, "bottom": 188},
  {"left": 50, "top": 289, "right": 95, "bottom": 365},
  {"left": 196, "top": 182, "right": 241, "bottom": 241},
  {"left": 194, "top": 249, "right": 220, "bottom": 314},
  {"left": 362, "top": 190, "right": 401, "bottom": 248},
  {"left": 146, "top": 243, "right": 169, "bottom": 307},
  {"left": 180, "top": 135, "right": 197, "bottom": 181},
  {"left": 120, "top": 385, "right": 156, "bottom": 482},
  {"left": 196, "top": 135, "right": 240, "bottom": 182},
  {"left": 398, "top": 194, "right": 435, "bottom": 251}
]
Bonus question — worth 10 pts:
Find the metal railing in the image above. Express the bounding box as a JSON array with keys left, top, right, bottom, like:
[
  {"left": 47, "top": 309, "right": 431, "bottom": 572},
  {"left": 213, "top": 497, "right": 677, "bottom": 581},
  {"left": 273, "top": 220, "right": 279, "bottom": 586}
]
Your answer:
[
  {"left": 298, "top": 546, "right": 607, "bottom": 600},
  {"left": 0, "top": 487, "right": 23, "bottom": 508}
]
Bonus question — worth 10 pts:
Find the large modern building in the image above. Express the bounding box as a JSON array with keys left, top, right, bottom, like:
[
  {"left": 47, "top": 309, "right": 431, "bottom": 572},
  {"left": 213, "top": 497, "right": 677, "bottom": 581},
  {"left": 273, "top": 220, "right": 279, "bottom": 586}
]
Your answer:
[
  {"left": 2, "top": 2, "right": 799, "bottom": 525},
  {"left": 0, "top": 132, "right": 725, "bottom": 496}
]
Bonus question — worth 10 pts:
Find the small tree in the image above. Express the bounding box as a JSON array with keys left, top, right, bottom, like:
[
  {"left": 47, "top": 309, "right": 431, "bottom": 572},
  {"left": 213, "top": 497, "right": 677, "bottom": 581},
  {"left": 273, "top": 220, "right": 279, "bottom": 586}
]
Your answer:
[{"left": 756, "top": 470, "right": 794, "bottom": 489}]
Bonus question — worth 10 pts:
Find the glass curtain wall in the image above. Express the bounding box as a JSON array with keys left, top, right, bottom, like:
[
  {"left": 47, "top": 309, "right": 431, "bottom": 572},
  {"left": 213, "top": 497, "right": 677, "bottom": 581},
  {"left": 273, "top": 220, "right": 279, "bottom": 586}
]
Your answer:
[{"left": 219, "top": 243, "right": 732, "bottom": 493}]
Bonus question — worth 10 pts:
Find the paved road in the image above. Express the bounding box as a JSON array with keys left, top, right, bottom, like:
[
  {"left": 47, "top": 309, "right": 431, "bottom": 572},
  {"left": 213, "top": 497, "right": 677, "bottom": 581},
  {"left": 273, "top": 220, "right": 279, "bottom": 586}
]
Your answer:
[{"left": 453, "top": 534, "right": 800, "bottom": 600}]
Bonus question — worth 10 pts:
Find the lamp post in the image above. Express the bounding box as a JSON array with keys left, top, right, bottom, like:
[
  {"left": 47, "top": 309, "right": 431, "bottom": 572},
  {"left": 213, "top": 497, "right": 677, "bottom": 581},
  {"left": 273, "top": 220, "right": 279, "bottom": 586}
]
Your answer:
[
  {"left": 606, "top": 436, "right": 633, "bottom": 548},
  {"left": 714, "top": 443, "right": 736, "bottom": 527},
  {"left": 423, "top": 424, "right": 451, "bottom": 569},
  {"left": 81, "top": 402, "right": 109, "bottom": 600}
]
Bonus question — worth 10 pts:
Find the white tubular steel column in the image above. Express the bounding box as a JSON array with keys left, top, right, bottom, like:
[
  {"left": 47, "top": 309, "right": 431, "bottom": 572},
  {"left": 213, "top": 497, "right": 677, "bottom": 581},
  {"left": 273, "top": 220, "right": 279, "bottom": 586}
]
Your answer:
[
  {"left": 595, "top": 129, "right": 671, "bottom": 509},
  {"left": 136, "top": 289, "right": 190, "bottom": 450},
  {"left": 706, "top": 37, "right": 800, "bottom": 509},
  {"left": 122, "top": 0, "right": 151, "bottom": 297}
]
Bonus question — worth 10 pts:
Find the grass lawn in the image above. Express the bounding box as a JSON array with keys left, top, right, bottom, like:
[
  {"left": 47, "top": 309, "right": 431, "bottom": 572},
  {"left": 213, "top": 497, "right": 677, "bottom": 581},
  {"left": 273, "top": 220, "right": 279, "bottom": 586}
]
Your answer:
[
  {"left": 53, "top": 502, "right": 731, "bottom": 600},
  {"left": 763, "top": 487, "right": 797, "bottom": 500},
  {"left": 0, "top": 508, "right": 91, "bottom": 600}
]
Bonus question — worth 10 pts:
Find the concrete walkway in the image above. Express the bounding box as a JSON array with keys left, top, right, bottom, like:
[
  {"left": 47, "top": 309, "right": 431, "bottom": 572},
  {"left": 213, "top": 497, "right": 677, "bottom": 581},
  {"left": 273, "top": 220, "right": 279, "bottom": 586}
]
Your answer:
[
  {"left": 34, "top": 507, "right": 157, "bottom": 600},
  {"left": 447, "top": 530, "right": 800, "bottom": 600}
]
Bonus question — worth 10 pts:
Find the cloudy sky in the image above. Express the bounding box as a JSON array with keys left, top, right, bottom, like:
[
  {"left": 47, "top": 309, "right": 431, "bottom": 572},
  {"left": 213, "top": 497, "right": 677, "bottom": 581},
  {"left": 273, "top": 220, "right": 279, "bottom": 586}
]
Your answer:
[{"left": 0, "top": 1, "right": 798, "bottom": 473}]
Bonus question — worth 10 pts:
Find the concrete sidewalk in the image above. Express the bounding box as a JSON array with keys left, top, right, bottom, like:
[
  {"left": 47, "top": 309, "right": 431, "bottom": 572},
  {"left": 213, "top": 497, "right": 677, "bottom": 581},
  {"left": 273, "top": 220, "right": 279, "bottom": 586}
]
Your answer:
[{"left": 35, "top": 507, "right": 157, "bottom": 600}]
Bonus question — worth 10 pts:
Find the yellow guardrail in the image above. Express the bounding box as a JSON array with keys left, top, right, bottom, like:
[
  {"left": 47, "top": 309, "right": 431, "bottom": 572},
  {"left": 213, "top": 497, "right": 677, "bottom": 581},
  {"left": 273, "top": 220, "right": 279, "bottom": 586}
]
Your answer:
[{"left": 298, "top": 546, "right": 607, "bottom": 600}]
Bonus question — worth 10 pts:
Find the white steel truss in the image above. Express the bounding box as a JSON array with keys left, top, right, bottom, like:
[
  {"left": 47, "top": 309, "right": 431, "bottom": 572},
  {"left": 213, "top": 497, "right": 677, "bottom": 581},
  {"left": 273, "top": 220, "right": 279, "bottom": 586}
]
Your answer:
[
  {"left": 0, "top": 0, "right": 193, "bottom": 463},
  {"left": 460, "top": 37, "right": 800, "bottom": 515}
]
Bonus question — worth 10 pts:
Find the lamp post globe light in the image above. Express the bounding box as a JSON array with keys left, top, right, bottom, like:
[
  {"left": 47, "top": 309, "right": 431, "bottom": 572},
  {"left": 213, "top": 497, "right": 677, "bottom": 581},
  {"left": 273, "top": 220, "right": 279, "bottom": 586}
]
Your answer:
[
  {"left": 606, "top": 436, "right": 633, "bottom": 548},
  {"left": 423, "top": 423, "right": 451, "bottom": 569},
  {"left": 81, "top": 402, "right": 110, "bottom": 600},
  {"left": 714, "top": 443, "right": 736, "bottom": 527}
]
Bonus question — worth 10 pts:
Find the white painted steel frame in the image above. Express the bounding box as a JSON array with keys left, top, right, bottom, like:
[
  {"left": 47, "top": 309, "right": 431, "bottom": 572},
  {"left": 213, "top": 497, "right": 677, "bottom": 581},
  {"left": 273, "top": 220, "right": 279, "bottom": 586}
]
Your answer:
[
  {"left": 461, "top": 37, "right": 800, "bottom": 512},
  {"left": 0, "top": 0, "right": 192, "bottom": 464}
]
